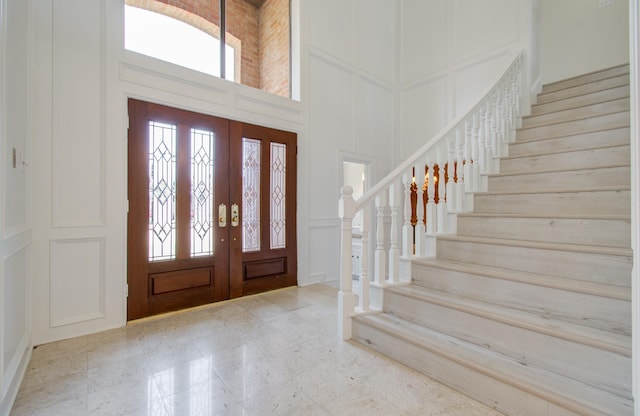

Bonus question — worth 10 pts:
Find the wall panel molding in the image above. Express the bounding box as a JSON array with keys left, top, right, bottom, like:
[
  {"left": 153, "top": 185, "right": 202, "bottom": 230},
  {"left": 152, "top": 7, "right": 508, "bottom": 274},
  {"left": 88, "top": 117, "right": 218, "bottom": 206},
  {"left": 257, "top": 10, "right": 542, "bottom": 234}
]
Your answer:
[
  {"left": 51, "top": 0, "right": 105, "bottom": 228},
  {"left": 49, "top": 237, "right": 105, "bottom": 328}
]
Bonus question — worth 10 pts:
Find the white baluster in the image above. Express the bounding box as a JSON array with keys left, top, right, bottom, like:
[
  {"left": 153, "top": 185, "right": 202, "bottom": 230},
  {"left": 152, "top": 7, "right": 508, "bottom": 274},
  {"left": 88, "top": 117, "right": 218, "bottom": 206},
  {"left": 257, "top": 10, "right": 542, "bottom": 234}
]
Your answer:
[
  {"left": 414, "top": 166, "right": 426, "bottom": 256},
  {"left": 458, "top": 125, "right": 468, "bottom": 211},
  {"left": 356, "top": 205, "right": 370, "bottom": 313},
  {"left": 446, "top": 136, "right": 456, "bottom": 214},
  {"left": 338, "top": 186, "right": 356, "bottom": 340},
  {"left": 388, "top": 182, "right": 400, "bottom": 284},
  {"left": 401, "top": 174, "right": 412, "bottom": 258},
  {"left": 374, "top": 192, "right": 387, "bottom": 286},
  {"left": 464, "top": 119, "right": 474, "bottom": 195}
]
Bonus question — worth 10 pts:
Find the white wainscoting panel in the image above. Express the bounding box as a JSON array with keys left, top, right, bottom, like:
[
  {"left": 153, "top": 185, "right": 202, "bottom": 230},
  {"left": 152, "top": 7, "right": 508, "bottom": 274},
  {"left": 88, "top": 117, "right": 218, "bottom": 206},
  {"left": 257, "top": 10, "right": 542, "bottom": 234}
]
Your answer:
[
  {"left": 355, "top": 78, "right": 394, "bottom": 177},
  {"left": 400, "top": 76, "right": 448, "bottom": 160},
  {"left": 452, "top": 0, "right": 519, "bottom": 64},
  {"left": 1, "top": 241, "right": 29, "bottom": 403},
  {"left": 308, "top": 0, "right": 354, "bottom": 66},
  {"left": 51, "top": 0, "right": 104, "bottom": 228},
  {"left": 454, "top": 52, "right": 511, "bottom": 116},
  {"left": 308, "top": 54, "right": 355, "bottom": 219},
  {"left": 400, "top": 0, "right": 447, "bottom": 86},
  {"left": 50, "top": 238, "right": 105, "bottom": 327},
  {"left": 355, "top": 0, "right": 396, "bottom": 84},
  {"left": 309, "top": 222, "right": 340, "bottom": 284}
]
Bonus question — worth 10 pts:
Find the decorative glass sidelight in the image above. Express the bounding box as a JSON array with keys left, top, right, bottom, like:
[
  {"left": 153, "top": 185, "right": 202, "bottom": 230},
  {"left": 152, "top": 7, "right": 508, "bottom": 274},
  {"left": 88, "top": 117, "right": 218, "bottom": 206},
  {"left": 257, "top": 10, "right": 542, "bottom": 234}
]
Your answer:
[
  {"left": 242, "top": 138, "right": 261, "bottom": 252},
  {"left": 148, "top": 121, "right": 177, "bottom": 261},
  {"left": 270, "top": 143, "right": 286, "bottom": 249},
  {"left": 191, "top": 129, "right": 215, "bottom": 256}
]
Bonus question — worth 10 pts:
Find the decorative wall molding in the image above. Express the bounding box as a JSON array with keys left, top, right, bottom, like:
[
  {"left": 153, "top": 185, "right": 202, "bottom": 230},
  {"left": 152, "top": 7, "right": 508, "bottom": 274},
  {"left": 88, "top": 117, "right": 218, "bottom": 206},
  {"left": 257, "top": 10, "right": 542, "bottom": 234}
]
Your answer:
[{"left": 49, "top": 237, "right": 105, "bottom": 328}]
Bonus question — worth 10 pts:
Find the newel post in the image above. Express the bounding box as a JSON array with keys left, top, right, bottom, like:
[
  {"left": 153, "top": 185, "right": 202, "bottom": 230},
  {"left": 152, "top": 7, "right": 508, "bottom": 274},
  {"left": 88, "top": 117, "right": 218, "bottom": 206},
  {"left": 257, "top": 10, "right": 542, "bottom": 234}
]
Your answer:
[{"left": 338, "top": 186, "right": 356, "bottom": 340}]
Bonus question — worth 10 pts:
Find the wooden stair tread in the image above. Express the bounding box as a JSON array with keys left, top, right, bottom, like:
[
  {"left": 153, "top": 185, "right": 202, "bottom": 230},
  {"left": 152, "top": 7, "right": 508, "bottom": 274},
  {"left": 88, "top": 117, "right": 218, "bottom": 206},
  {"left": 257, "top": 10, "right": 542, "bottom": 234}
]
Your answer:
[
  {"left": 501, "top": 142, "right": 629, "bottom": 161},
  {"left": 489, "top": 163, "right": 629, "bottom": 178},
  {"left": 457, "top": 212, "right": 630, "bottom": 221},
  {"left": 479, "top": 185, "right": 630, "bottom": 196},
  {"left": 412, "top": 257, "right": 631, "bottom": 301},
  {"left": 541, "top": 64, "right": 629, "bottom": 94},
  {"left": 385, "top": 284, "right": 630, "bottom": 356},
  {"left": 354, "top": 313, "right": 634, "bottom": 416},
  {"left": 435, "top": 234, "right": 633, "bottom": 257}
]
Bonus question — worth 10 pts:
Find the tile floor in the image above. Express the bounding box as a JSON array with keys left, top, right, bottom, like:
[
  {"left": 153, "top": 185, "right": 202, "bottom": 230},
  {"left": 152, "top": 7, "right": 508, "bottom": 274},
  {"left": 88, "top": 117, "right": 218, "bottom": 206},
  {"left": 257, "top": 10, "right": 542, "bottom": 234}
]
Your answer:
[{"left": 11, "top": 284, "right": 504, "bottom": 416}]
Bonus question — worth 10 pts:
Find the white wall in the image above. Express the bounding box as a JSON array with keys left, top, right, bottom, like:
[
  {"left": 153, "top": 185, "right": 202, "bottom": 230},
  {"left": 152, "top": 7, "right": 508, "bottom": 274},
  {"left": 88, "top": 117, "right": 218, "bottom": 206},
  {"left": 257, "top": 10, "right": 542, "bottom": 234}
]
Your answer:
[
  {"left": 540, "top": 0, "right": 629, "bottom": 84},
  {"left": 397, "top": 0, "right": 536, "bottom": 161},
  {"left": 0, "top": 0, "right": 32, "bottom": 413},
  {"left": 306, "top": 0, "right": 397, "bottom": 284},
  {"left": 26, "top": 0, "right": 398, "bottom": 345}
]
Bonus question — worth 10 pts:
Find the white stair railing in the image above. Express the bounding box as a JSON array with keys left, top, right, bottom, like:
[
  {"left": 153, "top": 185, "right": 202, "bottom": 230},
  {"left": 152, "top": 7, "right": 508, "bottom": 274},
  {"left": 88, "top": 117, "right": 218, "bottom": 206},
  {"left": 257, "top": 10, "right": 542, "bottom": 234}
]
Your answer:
[{"left": 339, "top": 52, "right": 524, "bottom": 340}]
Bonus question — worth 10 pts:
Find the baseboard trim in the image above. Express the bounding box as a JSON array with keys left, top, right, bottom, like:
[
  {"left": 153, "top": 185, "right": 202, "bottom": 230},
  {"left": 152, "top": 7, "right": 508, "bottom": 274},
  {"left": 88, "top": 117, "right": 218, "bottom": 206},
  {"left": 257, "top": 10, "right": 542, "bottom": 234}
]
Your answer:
[{"left": 0, "top": 343, "right": 32, "bottom": 416}]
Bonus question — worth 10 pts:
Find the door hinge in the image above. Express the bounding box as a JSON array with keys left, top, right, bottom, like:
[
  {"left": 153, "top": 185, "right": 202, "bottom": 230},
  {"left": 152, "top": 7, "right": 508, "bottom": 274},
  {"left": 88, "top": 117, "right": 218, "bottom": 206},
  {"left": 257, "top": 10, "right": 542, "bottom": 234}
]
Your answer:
[
  {"left": 126, "top": 115, "right": 130, "bottom": 130},
  {"left": 126, "top": 200, "right": 129, "bottom": 213},
  {"left": 125, "top": 283, "right": 129, "bottom": 297}
]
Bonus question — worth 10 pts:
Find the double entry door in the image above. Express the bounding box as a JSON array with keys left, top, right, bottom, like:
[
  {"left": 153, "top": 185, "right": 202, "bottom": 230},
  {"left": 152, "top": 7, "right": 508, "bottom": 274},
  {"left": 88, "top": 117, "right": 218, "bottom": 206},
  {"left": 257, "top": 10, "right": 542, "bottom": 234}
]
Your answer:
[{"left": 127, "top": 99, "right": 297, "bottom": 320}]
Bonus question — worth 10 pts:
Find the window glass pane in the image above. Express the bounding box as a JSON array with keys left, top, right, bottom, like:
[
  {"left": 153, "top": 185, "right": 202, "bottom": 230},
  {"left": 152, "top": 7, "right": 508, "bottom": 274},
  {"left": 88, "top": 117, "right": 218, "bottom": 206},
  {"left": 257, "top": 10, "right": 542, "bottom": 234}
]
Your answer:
[
  {"left": 149, "top": 121, "right": 177, "bottom": 261},
  {"left": 191, "top": 129, "right": 215, "bottom": 257},
  {"left": 242, "top": 138, "right": 261, "bottom": 252},
  {"left": 124, "top": 2, "right": 231, "bottom": 78},
  {"left": 124, "top": 0, "right": 291, "bottom": 98},
  {"left": 270, "top": 142, "right": 286, "bottom": 249}
]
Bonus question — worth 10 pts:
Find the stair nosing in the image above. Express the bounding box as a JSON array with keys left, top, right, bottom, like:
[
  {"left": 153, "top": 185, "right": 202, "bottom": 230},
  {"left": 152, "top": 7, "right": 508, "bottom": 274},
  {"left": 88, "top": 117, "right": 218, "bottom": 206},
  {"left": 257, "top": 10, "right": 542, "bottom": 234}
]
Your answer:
[
  {"left": 537, "top": 73, "right": 630, "bottom": 101},
  {"left": 531, "top": 89, "right": 631, "bottom": 117},
  {"left": 411, "top": 257, "right": 631, "bottom": 301},
  {"left": 477, "top": 185, "right": 630, "bottom": 196},
  {"left": 501, "top": 142, "right": 629, "bottom": 162},
  {"left": 513, "top": 126, "right": 630, "bottom": 145},
  {"left": 517, "top": 110, "right": 630, "bottom": 133},
  {"left": 436, "top": 234, "right": 633, "bottom": 257},
  {"left": 457, "top": 212, "right": 630, "bottom": 221},
  {"left": 489, "top": 163, "right": 629, "bottom": 178},
  {"left": 384, "top": 285, "right": 631, "bottom": 356},
  {"left": 541, "top": 64, "right": 629, "bottom": 93},
  {"left": 354, "top": 313, "right": 633, "bottom": 415},
  {"left": 523, "top": 97, "right": 630, "bottom": 127}
]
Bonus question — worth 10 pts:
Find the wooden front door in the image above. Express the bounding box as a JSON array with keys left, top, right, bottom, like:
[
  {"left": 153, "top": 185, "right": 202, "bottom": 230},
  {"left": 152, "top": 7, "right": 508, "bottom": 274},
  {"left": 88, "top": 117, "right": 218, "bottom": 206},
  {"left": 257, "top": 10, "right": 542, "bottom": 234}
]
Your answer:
[{"left": 127, "top": 99, "right": 297, "bottom": 320}]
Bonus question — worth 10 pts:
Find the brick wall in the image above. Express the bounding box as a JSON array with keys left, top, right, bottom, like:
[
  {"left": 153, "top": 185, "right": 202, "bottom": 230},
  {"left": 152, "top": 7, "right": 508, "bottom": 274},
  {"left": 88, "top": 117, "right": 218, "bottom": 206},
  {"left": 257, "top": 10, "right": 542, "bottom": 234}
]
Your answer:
[{"left": 259, "top": 0, "right": 290, "bottom": 97}]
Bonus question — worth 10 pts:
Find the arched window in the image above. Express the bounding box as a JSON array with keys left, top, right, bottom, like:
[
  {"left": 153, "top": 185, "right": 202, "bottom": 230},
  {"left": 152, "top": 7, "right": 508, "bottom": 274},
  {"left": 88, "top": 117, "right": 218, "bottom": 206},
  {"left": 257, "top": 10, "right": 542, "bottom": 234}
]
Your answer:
[
  {"left": 125, "top": 5, "right": 235, "bottom": 80},
  {"left": 124, "top": 0, "right": 292, "bottom": 98}
]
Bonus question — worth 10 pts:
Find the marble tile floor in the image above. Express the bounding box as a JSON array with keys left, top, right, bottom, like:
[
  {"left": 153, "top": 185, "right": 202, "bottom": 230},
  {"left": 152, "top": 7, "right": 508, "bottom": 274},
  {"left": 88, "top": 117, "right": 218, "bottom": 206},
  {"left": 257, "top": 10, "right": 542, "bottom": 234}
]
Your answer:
[{"left": 11, "top": 284, "right": 505, "bottom": 416}]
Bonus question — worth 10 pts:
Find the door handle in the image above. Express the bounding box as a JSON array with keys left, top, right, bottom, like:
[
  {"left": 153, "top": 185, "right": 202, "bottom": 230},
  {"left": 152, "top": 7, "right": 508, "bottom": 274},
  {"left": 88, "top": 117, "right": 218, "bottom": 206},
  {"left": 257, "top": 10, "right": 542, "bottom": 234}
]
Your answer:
[
  {"left": 231, "top": 203, "right": 239, "bottom": 227},
  {"left": 218, "top": 204, "right": 227, "bottom": 227}
]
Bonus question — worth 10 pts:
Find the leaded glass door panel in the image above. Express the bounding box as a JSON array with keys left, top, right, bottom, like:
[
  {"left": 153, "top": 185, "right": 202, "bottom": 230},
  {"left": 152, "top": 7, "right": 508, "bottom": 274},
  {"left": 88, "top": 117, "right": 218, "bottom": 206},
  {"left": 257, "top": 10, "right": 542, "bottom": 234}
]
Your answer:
[
  {"left": 127, "top": 100, "right": 297, "bottom": 320},
  {"left": 229, "top": 122, "right": 297, "bottom": 298},
  {"left": 128, "top": 99, "right": 230, "bottom": 320}
]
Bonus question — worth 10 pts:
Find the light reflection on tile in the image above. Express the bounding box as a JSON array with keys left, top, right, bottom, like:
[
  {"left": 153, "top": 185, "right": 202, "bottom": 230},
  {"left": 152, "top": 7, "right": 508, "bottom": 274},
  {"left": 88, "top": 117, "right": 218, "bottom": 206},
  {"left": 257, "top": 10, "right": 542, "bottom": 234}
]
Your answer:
[{"left": 11, "top": 285, "right": 505, "bottom": 416}]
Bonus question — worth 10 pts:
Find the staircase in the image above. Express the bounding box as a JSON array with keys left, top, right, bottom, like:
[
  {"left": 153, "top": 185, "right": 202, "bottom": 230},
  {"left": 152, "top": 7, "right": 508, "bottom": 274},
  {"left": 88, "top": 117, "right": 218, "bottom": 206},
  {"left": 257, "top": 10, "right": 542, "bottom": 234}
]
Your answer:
[{"left": 350, "top": 64, "right": 633, "bottom": 415}]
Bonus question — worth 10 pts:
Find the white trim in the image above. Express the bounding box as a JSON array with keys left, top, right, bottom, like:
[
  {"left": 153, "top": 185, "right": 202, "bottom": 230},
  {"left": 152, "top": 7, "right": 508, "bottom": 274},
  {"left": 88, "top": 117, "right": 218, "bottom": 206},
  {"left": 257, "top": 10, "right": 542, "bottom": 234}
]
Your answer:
[{"left": 629, "top": 0, "right": 639, "bottom": 413}]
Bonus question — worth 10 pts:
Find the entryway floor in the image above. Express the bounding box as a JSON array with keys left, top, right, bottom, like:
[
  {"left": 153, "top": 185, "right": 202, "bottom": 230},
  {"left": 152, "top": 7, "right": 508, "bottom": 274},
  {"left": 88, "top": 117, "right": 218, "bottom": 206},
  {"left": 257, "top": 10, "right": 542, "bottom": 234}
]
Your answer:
[{"left": 11, "top": 285, "right": 504, "bottom": 415}]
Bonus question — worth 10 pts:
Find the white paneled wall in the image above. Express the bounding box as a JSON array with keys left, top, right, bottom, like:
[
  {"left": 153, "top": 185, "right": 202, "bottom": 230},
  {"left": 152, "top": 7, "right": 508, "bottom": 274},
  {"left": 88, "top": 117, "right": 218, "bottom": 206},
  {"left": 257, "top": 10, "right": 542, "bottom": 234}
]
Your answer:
[
  {"left": 398, "top": 0, "right": 536, "bottom": 162},
  {"left": 306, "top": 0, "right": 397, "bottom": 285},
  {"left": 0, "top": 0, "right": 32, "bottom": 414}
]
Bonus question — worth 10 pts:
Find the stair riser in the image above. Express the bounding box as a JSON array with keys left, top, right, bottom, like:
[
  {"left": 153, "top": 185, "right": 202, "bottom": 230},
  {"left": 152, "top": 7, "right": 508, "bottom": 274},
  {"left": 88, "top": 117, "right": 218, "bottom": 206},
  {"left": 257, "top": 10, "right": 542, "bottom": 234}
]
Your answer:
[
  {"left": 523, "top": 98, "right": 629, "bottom": 129},
  {"left": 383, "top": 292, "right": 631, "bottom": 398},
  {"left": 456, "top": 216, "right": 630, "bottom": 248},
  {"left": 436, "top": 239, "right": 632, "bottom": 286},
  {"left": 541, "top": 65, "right": 629, "bottom": 94},
  {"left": 411, "top": 263, "right": 631, "bottom": 335},
  {"left": 500, "top": 145, "right": 629, "bottom": 175},
  {"left": 488, "top": 166, "right": 630, "bottom": 193},
  {"left": 517, "top": 112, "right": 629, "bottom": 142},
  {"left": 352, "top": 321, "right": 584, "bottom": 416},
  {"left": 533, "top": 86, "right": 630, "bottom": 115},
  {"left": 473, "top": 190, "right": 630, "bottom": 216},
  {"left": 509, "top": 128, "right": 629, "bottom": 157},
  {"left": 537, "top": 74, "right": 630, "bottom": 104}
]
